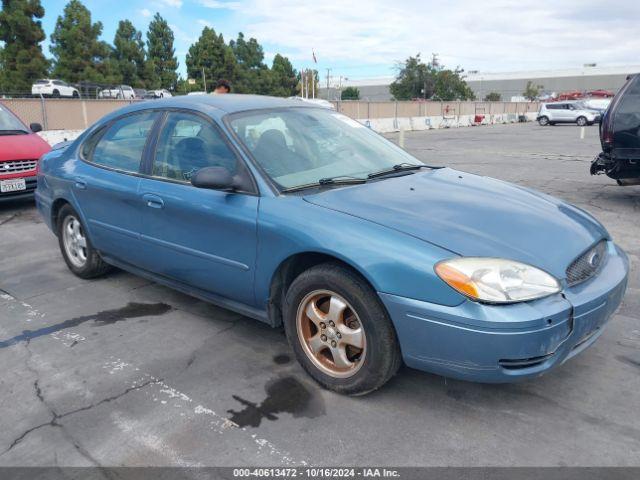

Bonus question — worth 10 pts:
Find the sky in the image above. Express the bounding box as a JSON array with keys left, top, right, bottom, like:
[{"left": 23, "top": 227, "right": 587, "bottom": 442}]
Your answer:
[{"left": 38, "top": 0, "right": 640, "bottom": 84}]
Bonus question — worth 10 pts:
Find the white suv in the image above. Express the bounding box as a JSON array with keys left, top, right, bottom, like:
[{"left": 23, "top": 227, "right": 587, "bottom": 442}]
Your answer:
[
  {"left": 31, "top": 79, "right": 80, "bottom": 98},
  {"left": 537, "top": 101, "right": 598, "bottom": 126}
]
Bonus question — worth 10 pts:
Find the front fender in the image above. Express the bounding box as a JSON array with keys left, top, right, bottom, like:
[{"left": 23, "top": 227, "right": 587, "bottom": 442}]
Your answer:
[{"left": 255, "top": 196, "right": 466, "bottom": 308}]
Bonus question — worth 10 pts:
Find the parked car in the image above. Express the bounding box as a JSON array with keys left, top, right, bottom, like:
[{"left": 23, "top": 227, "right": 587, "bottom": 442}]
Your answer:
[
  {"left": 289, "top": 96, "right": 336, "bottom": 109},
  {"left": 36, "top": 95, "right": 629, "bottom": 394},
  {"left": 577, "top": 98, "right": 611, "bottom": 116},
  {"left": 537, "top": 101, "right": 599, "bottom": 126},
  {"left": 98, "top": 85, "right": 136, "bottom": 100},
  {"left": 31, "top": 79, "right": 80, "bottom": 98},
  {"left": 0, "top": 104, "right": 50, "bottom": 200},
  {"left": 133, "top": 89, "right": 148, "bottom": 100},
  {"left": 145, "top": 89, "right": 173, "bottom": 99},
  {"left": 591, "top": 74, "right": 640, "bottom": 185}
]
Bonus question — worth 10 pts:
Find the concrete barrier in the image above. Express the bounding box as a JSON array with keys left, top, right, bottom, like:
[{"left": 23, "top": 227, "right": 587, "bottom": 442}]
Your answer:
[{"left": 358, "top": 112, "right": 533, "bottom": 133}]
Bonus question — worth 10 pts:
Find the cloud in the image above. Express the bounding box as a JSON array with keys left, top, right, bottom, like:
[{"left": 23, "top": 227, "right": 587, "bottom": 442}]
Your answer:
[
  {"left": 197, "top": 0, "right": 241, "bottom": 9},
  {"left": 159, "top": 0, "right": 183, "bottom": 7},
  {"left": 139, "top": 8, "right": 152, "bottom": 17},
  {"left": 233, "top": 0, "right": 640, "bottom": 73}
]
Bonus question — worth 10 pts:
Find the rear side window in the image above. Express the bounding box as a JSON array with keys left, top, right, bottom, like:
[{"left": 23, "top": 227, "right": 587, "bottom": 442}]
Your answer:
[
  {"left": 546, "top": 104, "right": 560, "bottom": 110},
  {"left": 87, "top": 112, "right": 157, "bottom": 173}
]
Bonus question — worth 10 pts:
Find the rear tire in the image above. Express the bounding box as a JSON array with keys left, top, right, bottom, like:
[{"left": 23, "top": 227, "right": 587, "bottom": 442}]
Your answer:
[
  {"left": 576, "top": 116, "right": 587, "bottom": 126},
  {"left": 283, "top": 263, "right": 402, "bottom": 395},
  {"left": 538, "top": 116, "right": 549, "bottom": 126},
  {"left": 57, "top": 204, "right": 111, "bottom": 279},
  {"left": 52, "top": 89, "right": 60, "bottom": 98}
]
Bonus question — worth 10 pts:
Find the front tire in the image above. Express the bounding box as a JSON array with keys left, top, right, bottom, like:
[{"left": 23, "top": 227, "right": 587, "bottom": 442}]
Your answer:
[
  {"left": 576, "top": 116, "right": 587, "bottom": 126},
  {"left": 538, "top": 116, "right": 549, "bottom": 126},
  {"left": 57, "top": 204, "right": 111, "bottom": 279},
  {"left": 283, "top": 263, "right": 401, "bottom": 395}
]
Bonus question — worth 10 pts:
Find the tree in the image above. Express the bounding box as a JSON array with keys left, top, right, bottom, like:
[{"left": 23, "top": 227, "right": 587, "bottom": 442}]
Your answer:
[
  {"left": 433, "top": 67, "right": 475, "bottom": 101},
  {"left": 269, "top": 54, "right": 297, "bottom": 97},
  {"left": 523, "top": 80, "right": 543, "bottom": 101},
  {"left": 146, "top": 13, "right": 178, "bottom": 90},
  {"left": 229, "top": 32, "right": 271, "bottom": 94},
  {"left": 390, "top": 54, "right": 475, "bottom": 101},
  {"left": 0, "top": 0, "right": 49, "bottom": 92},
  {"left": 185, "top": 26, "right": 236, "bottom": 92},
  {"left": 50, "top": 0, "right": 117, "bottom": 84},
  {"left": 341, "top": 86, "right": 360, "bottom": 100},
  {"left": 390, "top": 54, "right": 434, "bottom": 100},
  {"left": 112, "top": 20, "right": 146, "bottom": 87},
  {"left": 484, "top": 92, "right": 501, "bottom": 102}
]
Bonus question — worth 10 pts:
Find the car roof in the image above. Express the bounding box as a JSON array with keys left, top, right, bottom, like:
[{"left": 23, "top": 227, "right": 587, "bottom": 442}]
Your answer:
[{"left": 105, "top": 94, "right": 317, "bottom": 121}]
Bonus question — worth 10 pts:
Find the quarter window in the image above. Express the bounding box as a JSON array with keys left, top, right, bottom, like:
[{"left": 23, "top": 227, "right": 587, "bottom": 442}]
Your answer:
[
  {"left": 152, "top": 112, "right": 237, "bottom": 181},
  {"left": 89, "top": 112, "right": 157, "bottom": 173}
]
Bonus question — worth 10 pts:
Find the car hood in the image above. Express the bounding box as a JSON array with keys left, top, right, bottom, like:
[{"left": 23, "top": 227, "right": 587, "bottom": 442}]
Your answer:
[
  {"left": 0, "top": 133, "right": 51, "bottom": 161},
  {"left": 303, "top": 168, "right": 607, "bottom": 279}
]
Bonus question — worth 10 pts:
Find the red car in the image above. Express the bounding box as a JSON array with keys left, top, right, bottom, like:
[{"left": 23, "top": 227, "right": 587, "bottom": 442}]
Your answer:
[{"left": 0, "top": 104, "right": 51, "bottom": 200}]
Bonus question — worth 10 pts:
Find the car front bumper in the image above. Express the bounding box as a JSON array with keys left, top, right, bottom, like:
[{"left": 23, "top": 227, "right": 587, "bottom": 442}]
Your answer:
[
  {"left": 380, "top": 241, "right": 629, "bottom": 382},
  {"left": 0, "top": 176, "right": 37, "bottom": 201}
]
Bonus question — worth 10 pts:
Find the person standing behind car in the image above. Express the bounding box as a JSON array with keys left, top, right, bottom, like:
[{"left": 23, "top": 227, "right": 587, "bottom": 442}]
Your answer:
[{"left": 213, "top": 79, "right": 231, "bottom": 94}]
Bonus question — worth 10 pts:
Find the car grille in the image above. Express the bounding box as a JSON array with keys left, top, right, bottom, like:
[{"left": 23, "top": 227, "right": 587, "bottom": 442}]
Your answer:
[
  {"left": 566, "top": 240, "right": 607, "bottom": 286},
  {"left": 0, "top": 159, "right": 38, "bottom": 176}
]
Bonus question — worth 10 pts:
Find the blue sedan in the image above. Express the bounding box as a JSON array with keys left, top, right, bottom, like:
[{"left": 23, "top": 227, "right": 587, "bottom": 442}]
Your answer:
[{"left": 35, "top": 95, "right": 629, "bottom": 395}]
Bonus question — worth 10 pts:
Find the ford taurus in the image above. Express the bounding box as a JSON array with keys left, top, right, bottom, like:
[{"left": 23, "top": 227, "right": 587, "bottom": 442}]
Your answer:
[{"left": 35, "top": 95, "right": 629, "bottom": 394}]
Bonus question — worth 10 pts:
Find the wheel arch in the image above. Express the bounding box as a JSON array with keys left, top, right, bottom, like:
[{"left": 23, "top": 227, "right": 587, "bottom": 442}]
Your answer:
[
  {"left": 51, "top": 197, "right": 71, "bottom": 234},
  {"left": 267, "top": 251, "right": 379, "bottom": 328}
]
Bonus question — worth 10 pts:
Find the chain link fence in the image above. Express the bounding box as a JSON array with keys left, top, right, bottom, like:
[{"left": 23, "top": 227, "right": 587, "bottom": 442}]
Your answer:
[{"left": 0, "top": 96, "right": 139, "bottom": 130}]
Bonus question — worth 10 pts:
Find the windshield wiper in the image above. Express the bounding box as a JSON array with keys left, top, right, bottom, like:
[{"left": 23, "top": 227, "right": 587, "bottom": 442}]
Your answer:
[
  {"left": 318, "top": 175, "right": 367, "bottom": 185},
  {"left": 367, "top": 163, "right": 430, "bottom": 179},
  {"left": 0, "top": 129, "right": 29, "bottom": 136},
  {"left": 281, "top": 176, "right": 367, "bottom": 193}
]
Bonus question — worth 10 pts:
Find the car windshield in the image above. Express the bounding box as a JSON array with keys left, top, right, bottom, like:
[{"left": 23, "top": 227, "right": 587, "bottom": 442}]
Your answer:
[
  {"left": 0, "top": 106, "right": 28, "bottom": 134},
  {"left": 229, "top": 108, "right": 424, "bottom": 190}
]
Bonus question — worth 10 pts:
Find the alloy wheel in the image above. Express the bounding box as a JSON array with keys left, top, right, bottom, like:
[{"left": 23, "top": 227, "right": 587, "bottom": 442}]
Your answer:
[
  {"left": 62, "top": 215, "right": 88, "bottom": 268},
  {"left": 296, "top": 290, "right": 366, "bottom": 378}
]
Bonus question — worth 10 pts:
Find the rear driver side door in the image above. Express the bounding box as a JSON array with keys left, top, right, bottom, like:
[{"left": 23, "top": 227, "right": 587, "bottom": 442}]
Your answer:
[{"left": 137, "top": 110, "right": 259, "bottom": 306}]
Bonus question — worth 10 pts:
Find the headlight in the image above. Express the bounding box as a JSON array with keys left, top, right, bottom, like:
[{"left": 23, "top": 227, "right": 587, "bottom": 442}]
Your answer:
[{"left": 435, "top": 258, "right": 560, "bottom": 304}]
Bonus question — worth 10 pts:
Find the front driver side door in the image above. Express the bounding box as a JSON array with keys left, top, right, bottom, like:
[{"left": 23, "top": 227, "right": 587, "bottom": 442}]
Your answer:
[{"left": 137, "top": 110, "right": 259, "bottom": 306}]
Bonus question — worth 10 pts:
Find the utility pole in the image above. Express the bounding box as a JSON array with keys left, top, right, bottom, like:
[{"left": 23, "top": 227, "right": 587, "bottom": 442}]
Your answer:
[
  {"left": 326, "top": 68, "right": 331, "bottom": 100},
  {"left": 301, "top": 70, "right": 305, "bottom": 99},
  {"left": 312, "top": 69, "right": 315, "bottom": 99},
  {"left": 202, "top": 67, "right": 207, "bottom": 92}
]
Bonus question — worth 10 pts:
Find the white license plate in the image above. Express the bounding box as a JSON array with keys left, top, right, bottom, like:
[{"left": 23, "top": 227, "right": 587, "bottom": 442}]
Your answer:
[{"left": 0, "top": 178, "right": 27, "bottom": 193}]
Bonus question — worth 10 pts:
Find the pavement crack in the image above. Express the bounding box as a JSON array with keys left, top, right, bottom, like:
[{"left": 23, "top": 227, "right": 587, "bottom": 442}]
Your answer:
[
  {"left": 57, "top": 378, "right": 161, "bottom": 420},
  {"left": 0, "top": 214, "right": 17, "bottom": 226}
]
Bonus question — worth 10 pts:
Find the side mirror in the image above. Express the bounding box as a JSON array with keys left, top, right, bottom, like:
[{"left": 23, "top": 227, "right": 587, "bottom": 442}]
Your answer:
[
  {"left": 191, "top": 166, "right": 237, "bottom": 191},
  {"left": 30, "top": 123, "right": 43, "bottom": 133}
]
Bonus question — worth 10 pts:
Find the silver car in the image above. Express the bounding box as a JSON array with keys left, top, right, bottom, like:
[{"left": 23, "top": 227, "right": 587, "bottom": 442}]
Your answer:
[{"left": 537, "top": 101, "right": 598, "bottom": 126}]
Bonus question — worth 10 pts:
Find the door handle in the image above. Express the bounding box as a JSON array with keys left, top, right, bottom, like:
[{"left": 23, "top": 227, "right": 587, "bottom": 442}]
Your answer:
[
  {"left": 74, "top": 178, "right": 87, "bottom": 190},
  {"left": 142, "top": 193, "right": 164, "bottom": 209}
]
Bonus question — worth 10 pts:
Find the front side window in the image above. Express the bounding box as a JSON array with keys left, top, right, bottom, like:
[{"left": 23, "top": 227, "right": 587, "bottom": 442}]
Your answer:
[
  {"left": 152, "top": 112, "right": 237, "bottom": 182},
  {"left": 229, "top": 108, "right": 420, "bottom": 189},
  {"left": 88, "top": 111, "right": 156, "bottom": 173}
]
